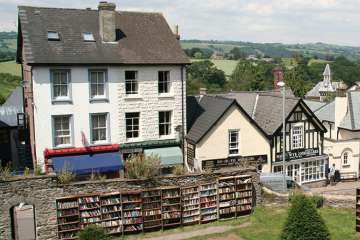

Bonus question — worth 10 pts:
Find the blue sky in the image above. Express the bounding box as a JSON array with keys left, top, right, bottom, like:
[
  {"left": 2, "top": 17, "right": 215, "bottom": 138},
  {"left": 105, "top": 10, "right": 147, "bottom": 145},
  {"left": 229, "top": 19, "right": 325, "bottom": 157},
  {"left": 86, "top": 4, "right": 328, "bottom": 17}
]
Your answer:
[{"left": 1, "top": 0, "right": 360, "bottom": 46}]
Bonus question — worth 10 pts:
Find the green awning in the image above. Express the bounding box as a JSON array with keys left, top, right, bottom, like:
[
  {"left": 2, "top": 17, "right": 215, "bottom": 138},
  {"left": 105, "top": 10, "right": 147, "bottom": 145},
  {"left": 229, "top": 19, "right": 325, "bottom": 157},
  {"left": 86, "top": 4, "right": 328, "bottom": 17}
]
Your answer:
[{"left": 144, "top": 147, "right": 183, "bottom": 167}]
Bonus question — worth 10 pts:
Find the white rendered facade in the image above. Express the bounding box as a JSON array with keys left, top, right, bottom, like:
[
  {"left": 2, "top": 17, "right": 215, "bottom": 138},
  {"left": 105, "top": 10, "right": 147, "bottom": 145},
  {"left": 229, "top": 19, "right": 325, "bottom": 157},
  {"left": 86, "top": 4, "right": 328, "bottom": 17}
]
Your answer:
[{"left": 31, "top": 65, "right": 186, "bottom": 168}]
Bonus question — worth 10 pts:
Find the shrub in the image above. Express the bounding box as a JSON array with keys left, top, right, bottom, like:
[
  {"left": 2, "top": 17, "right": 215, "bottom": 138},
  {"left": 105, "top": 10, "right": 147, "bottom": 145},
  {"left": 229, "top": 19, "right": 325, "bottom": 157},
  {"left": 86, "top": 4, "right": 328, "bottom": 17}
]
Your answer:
[
  {"left": 281, "top": 194, "right": 330, "bottom": 240},
  {"left": 288, "top": 194, "right": 324, "bottom": 208},
  {"left": 89, "top": 171, "right": 107, "bottom": 182},
  {"left": 23, "top": 167, "right": 30, "bottom": 177},
  {"left": 0, "top": 165, "right": 11, "bottom": 181},
  {"left": 34, "top": 164, "right": 42, "bottom": 176},
  {"left": 172, "top": 165, "right": 186, "bottom": 175},
  {"left": 125, "top": 154, "right": 161, "bottom": 179},
  {"left": 57, "top": 162, "right": 75, "bottom": 184},
  {"left": 77, "top": 225, "right": 109, "bottom": 240}
]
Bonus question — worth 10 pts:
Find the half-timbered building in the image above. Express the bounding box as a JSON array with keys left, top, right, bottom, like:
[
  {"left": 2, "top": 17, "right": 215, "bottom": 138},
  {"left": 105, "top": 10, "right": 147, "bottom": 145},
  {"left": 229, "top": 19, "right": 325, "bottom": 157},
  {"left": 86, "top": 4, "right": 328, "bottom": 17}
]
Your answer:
[{"left": 186, "top": 90, "right": 328, "bottom": 185}]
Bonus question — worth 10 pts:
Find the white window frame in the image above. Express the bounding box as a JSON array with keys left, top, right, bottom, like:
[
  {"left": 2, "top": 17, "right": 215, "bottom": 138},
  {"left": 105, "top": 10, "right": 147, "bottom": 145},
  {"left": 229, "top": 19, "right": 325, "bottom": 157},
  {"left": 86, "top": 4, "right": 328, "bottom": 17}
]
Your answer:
[
  {"left": 228, "top": 130, "right": 240, "bottom": 156},
  {"left": 90, "top": 113, "right": 109, "bottom": 144},
  {"left": 159, "top": 111, "right": 172, "bottom": 136},
  {"left": 125, "top": 71, "right": 138, "bottom": 95},
  {"left": 50, "top": 69, "right": 71, "bottom": 102},
  {"left": 342, "top": 151, "right": 351, "bottom": 166},
  {"left": 52, "top": 115, "right": 72, "bottom": 148},
  {"left": 83, "top": 32, "right": 95, "bottom": 42},
  {"left": 47, "top": 31, "right": 60, "bottom": 40},
  {"left": 291, "top": 124, "right": 304, "bottom": 150},
  {"left": 300, "top": 159, "right": 325, "bottom": 183},
  {"left": 158, "top": 71, "right": 170, "bottom": 94},
  {"left": 89, "top": 69, "right": 108, "bottom": 101},
  {"left": 125, "top": 112, "right": 140, "bottom": 139}
]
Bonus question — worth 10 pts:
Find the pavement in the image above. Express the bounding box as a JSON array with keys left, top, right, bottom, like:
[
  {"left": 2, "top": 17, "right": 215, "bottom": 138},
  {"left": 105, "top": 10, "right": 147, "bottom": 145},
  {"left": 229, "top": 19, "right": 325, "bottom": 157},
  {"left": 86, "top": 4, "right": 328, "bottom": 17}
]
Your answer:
[{"left": 309, "top": 181, "right": 360, "bottom": 199}]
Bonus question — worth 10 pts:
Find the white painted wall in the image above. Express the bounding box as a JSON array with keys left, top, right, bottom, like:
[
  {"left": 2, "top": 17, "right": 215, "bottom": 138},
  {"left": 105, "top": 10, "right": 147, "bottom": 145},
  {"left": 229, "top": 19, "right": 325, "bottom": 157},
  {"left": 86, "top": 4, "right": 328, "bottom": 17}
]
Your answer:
[
  {"left": 194, "top": 105, "right": 271, "bottom": 172},
  {"left": 32, "top": 65, "right": 186, "bottom": 168}
]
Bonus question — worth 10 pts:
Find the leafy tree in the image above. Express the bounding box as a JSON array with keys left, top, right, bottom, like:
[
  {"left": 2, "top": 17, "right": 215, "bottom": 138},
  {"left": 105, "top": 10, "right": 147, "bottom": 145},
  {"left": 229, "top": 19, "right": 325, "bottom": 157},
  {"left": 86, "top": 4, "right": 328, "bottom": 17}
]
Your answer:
[
  {"left": 77, "top": 225, "right": 109, "bottom": 240},
  {"left": 229, "top": 47, "right": 246, "bottom": 60},
  {"left": 281, "top": 194, "right": 330, "bottom": 240},
  {"left": 186, "top": 60, "right": 226, "bottom": 94},
  {"left": 283, "top": 66, "right": 314, "bottom": 97}
]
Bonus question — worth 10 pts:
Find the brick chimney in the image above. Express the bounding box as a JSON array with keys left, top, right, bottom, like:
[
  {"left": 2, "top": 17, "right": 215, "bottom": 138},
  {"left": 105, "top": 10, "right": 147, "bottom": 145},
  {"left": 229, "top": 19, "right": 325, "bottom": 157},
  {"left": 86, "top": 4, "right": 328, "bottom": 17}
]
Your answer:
[
  {"left": 98, "top": 1, "right": 116, "bottom": 42},
  {"left": 174, "top": 25, "right": 180, "bottom": 40},
  {"left": 273, "top": 67, "right": 283, "bottom": 90}
]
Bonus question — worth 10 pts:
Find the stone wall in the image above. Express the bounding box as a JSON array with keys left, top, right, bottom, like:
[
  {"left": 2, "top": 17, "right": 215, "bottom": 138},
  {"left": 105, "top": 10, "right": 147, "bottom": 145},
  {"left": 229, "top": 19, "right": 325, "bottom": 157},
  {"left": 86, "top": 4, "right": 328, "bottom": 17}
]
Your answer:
[{"left": 0, "top": 168, "right": 259, "bottom": 240}]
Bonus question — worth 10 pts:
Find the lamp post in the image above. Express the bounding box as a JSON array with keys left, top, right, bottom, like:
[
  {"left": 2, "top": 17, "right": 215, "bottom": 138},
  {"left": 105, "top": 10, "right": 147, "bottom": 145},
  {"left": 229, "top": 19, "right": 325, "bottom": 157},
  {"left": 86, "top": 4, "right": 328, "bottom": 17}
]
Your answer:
[{"left": 277, "top": 81, "right": 286, "bottom": 192}]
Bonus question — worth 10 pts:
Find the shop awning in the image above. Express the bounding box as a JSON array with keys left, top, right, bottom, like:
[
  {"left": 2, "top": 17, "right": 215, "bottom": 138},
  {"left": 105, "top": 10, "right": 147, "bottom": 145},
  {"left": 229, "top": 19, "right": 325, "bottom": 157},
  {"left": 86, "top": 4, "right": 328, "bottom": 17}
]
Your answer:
[
  {"left": 52, "top": 152, "right": 123, "bottom": 175},
  {"left": 144, "top": 147, "right": 183, "bottom": 167}
]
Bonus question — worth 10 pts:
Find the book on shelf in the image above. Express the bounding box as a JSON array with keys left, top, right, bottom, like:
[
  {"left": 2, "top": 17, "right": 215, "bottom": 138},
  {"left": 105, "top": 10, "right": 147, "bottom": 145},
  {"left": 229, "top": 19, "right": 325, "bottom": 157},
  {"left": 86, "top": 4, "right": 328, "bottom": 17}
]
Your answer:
[{"left": 79, "top": 196, "right": 99, "bottom": 204}]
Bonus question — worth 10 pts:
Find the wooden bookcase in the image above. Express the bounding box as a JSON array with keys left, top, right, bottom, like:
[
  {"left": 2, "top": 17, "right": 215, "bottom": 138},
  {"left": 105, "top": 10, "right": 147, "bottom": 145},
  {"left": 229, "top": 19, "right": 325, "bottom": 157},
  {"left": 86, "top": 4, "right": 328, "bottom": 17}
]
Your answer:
[
  {"left": 56, "top": 197, "right": 80, "bottom": 240},
  {"left": 235, "top": 175, "right": 253, "bottom": 215},
  {"left": 218, "top": 176, "right": 237, "bottom": 219},
  {"left": 78, "top": 195, "right": 101, "bottom": 227},
  {"left": 181, "top": 185, "right": 200, "bottom": 225},
  {"left": 161, "top": 187, "right": 182, "bottom": 228},
  {"left": 55, "top": 175, "right": 254, "bottom": 237},
  {"left": 356, "top": 189, "right": 360, "bottom": 232},
  {"left": 121, "top": 191, "right": 143, "bottom": 233},
  {"left": 199, "top": 182, "right": 218, "bottom": 223},
  {"left": 142, "top": 188, "right": 162, "bottom": 231},
  {"left": 100, "top": 193, "right": 122, "bottom": 235}
]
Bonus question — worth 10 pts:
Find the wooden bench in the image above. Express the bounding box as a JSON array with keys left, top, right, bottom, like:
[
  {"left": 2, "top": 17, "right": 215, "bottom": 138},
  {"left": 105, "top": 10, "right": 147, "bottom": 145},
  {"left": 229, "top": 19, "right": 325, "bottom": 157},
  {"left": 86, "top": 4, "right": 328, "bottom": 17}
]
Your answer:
[{"left": 340, "top": 172, "right": 358, "bottom": 181}]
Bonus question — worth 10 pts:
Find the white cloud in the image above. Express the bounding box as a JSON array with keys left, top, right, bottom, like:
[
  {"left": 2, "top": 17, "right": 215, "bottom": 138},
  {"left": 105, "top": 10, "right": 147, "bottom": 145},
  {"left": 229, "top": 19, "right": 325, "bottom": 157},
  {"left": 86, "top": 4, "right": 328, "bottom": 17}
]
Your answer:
[{"left": 1, "top": 0, "right": 360, "bottom": 46}]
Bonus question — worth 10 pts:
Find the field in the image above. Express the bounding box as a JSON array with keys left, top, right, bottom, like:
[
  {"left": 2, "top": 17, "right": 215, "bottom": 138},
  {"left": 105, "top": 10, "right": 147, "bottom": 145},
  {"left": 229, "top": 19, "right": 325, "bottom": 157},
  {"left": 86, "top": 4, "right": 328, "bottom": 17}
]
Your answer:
[
  {"left": 119, "top": 206, "right": 358, "bottom": 240},
  {"left": 0, "top": 61, "right": 21, "bottom": 76},
  {"left": 192, "top": 59, "right": 238, "bottom": 76}
]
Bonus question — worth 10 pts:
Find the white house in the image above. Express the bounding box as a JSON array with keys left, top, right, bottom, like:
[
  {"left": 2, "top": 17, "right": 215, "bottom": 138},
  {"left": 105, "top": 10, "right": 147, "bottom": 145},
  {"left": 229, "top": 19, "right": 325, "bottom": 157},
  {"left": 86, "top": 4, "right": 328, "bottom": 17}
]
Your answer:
[
  {"left": 308, "top": 87, "right": 360, "bottom": 179},
  {"left": 17, "top": 2, "right": 189, "bottom": 175}
]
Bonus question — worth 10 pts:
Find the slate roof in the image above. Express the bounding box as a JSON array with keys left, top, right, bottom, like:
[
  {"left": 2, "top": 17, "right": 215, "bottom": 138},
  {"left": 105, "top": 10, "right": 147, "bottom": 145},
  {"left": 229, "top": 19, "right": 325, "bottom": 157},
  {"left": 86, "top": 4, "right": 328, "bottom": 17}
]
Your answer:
[
  {"left": 304, "top": 100, "right": 327, "bottom": 112},
  {"left": 339, "top": 91, "right": 360, "bottom": 130},
  {"left": 313, "top": 101, "right": 335, "bottom": 123},
  {"left": 219, "top": 91, "right": 299, "bottom": 136},
  {"left": 17, "top": 6, "right": 189, "bottom": 65},
  {"left": 0, "top": 86, "right": 23, "bottom": 127},
  {"left": 186, "top": 95, "right": 234, "bottom": 143}
]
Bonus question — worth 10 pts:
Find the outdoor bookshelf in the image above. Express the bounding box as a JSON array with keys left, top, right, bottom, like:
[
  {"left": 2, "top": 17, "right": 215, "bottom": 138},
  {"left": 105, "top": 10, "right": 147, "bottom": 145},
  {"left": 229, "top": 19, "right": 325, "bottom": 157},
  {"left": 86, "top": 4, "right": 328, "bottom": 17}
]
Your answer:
[
  {"left": 121, "top": 191, "right": 143, "bottom": 233},
  {"left": 199, "top": 182, "right": 218, "bottom": 223},
  {"left": 235, "top": 175, "right": 253, "bottom": 215},
  {"left": 100, "top": 193, "right": 122, "bottom": 235},
  {"left": 181, "top": 185, "right": 200, "bottom": 225},
  {"left": 162, "top": 187, "right": 182, "bottom": 228},
  {"left": 56, "top": 197, "right": 80, "bottom": 240},
  {"left": 218, "top": 176, "right": 237, "bottom": 219},
  {"left": 78, "top": 195, "right": 101, "bottom": 227},
  {"left": 356, "top": 188, "right": 360, "bottom": 232},
  {"left": 55, "top": 175, "right": 254, "bottom": 238},
  {"left": 142, "top": 188, "right": 162, "bottom": 231}
]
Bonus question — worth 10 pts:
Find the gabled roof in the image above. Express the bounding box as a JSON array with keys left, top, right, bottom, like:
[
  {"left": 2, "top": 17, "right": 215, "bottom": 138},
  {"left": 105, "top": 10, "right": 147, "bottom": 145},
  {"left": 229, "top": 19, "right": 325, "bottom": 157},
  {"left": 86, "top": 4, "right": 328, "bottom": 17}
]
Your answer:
[
  {"left": 339, "top": 91, "right": 360, "bottom": 130},
  {"left": 17, "top": 6, "right": 189, "bottom": 65},
  {"left": 0, "top": 86, "right": 23, "bottom": 127},
  {"left": 304, "top": 100, "right": 327, "bottom": 112},
  {"left": 312, "top": 101, "right": 335, "bottom": 123},
  {"left": 186, "top": 96, "right": 234, "bottom": 144}
]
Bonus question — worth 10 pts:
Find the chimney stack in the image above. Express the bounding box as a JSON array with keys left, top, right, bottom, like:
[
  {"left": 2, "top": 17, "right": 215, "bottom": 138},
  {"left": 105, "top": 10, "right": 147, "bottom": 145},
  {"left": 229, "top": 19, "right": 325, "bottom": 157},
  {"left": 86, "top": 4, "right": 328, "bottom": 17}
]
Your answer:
[
  {"left": 336, "top": 81, "right": 347, "bottom": 98},
  {"left": 199, "top": 88, "right": 207, "bottom": 98},
  {"left": 98, "top": 1, "right": 116, "bottom": 42},
  {"left": 273, "top": 67, "right": 283, "bottom": 90},
  {"left": 174, "top": 25, "right": 180, "bottom": 40}
]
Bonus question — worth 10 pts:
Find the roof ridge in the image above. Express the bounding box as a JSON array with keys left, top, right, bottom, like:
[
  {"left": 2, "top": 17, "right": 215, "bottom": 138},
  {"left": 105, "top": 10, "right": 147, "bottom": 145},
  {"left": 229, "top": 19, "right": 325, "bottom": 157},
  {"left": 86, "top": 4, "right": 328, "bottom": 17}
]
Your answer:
[
  {"left": 314, "top": 100, "right": 333, "bottom": 113},
  {"left": 348, "top": 92, "right": 355, "bottom": 129},
  {"left": 18, "top": 5, "right": 163, "bottom": 15}
]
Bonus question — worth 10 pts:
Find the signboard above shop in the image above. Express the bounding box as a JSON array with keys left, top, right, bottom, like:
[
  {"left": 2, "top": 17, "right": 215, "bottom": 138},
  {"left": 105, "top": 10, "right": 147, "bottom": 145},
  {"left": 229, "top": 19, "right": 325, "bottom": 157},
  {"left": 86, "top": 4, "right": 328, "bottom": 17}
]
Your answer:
[{"left": 276, "top": 148, "right": 319, "bottom": 162}]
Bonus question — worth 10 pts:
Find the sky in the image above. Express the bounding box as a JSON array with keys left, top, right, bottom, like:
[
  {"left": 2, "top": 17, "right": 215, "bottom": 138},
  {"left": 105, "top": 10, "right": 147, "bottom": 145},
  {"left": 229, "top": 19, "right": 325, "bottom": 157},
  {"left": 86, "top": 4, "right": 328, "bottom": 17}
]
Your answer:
[{"left": 1, "top": 0, "right": 360, "bottom": 46}]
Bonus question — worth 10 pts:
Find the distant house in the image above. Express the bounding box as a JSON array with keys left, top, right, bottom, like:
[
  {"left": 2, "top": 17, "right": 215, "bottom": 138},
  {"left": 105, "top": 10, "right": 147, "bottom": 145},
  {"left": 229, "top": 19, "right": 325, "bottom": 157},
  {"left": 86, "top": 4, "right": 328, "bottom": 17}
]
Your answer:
[
  {"left": 186, "top": 90, "right": 328, "bottom": 185},
  {"left": 0, "top": 87, "right": 29, "bottom": 169},
  {"left": 17, "top": 2, "right": 189, "bottom": 175},
  {"left": 306, "top": 64, "right": 348, "bottom": 101},
  {"left": 309, "top": 86, "right": 360, "bottom": 179}
]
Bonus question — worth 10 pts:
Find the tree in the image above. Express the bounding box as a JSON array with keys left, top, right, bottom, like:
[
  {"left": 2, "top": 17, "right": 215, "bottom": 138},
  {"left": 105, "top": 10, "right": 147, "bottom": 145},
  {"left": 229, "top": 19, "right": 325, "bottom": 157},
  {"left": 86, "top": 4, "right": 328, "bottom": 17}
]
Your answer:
[
  {"left": 229, "top": 47, "right": 246, "bottom": 60},
  {"left": 281, "top": 194, "right": 330, "bottom": 240},
  {"left": 186, "top": 60, "right": 226, "bottom": 94},
  {"left": 77, "top": 225, "right": 109, "bottom": 240}
]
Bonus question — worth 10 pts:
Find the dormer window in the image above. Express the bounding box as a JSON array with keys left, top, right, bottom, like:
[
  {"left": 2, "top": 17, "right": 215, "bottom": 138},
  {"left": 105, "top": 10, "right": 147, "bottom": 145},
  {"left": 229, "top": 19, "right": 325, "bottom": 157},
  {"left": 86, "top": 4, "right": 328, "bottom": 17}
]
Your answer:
[
  {"left": 83, "top": 32, "right": 95, "bottom": 42},
  {"left": 47, "top": 31, "right": 60, "bottom": 41}
]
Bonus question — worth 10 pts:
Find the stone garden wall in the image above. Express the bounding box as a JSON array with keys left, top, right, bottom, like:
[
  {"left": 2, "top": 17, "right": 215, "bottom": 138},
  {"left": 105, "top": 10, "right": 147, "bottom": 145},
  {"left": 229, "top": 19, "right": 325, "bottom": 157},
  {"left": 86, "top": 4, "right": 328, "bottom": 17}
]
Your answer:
[{"left": 0, "top": 168, "right": 260, "bottom": 240}]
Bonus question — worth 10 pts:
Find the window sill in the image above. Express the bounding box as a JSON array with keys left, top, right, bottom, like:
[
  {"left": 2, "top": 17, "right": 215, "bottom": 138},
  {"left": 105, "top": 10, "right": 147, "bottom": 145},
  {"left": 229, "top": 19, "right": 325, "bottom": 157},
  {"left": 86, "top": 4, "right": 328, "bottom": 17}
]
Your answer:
[
  {"left": 52, "top": 99, "right": 73, "bottom": 104},
  {"left": 124, "top": 95, "right": 143, "bottom": 100},
  {"left": 53, "top": 144, "right": 74, "bottom": 150},
  {"left": 158, "top": 94, "right": 175, "bottom": 99},
  {"left": 125, "top": 137, "right": 142, "bottom": 143},
  {"left": 88, "top": 142, "right": 111, "bottom": 146},
  {"left": 342, "top": 164, "right": 350, "bottom": 168},
  {"left": 228, "top": 154, "right": 240, "bottom": 157},
  {"left": 159, "top": 135, "right": 175, "bottom": 140},
  {"left": 89, "top": 98, "right": 109, "bottom": 103}
]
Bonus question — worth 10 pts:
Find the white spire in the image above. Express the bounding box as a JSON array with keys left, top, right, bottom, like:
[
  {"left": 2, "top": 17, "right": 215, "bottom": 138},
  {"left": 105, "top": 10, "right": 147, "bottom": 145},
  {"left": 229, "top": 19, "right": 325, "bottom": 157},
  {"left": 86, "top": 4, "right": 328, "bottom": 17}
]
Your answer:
[
  {"left": 322, "top": 64, "right": 332, "bottom": 88},
  {"left": 323, "top": 64, "right": 331, "bottom": 76}
]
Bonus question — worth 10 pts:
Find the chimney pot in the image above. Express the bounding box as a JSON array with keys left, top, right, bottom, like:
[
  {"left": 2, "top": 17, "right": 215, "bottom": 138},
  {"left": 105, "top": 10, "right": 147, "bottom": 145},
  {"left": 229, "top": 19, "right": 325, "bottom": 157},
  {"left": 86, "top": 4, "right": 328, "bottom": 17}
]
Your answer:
[
  {"left": 199, "top": 88, "right": 207, "bottom": 96},
  {"left": 273, "top": 67, "right": 284, "bottom": 90},
  {"left": 174, "top": 25, "right": 180, "bottom": 40},
  {"left": 98, "top": 1, "right": 116, "bottom": 42}
]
